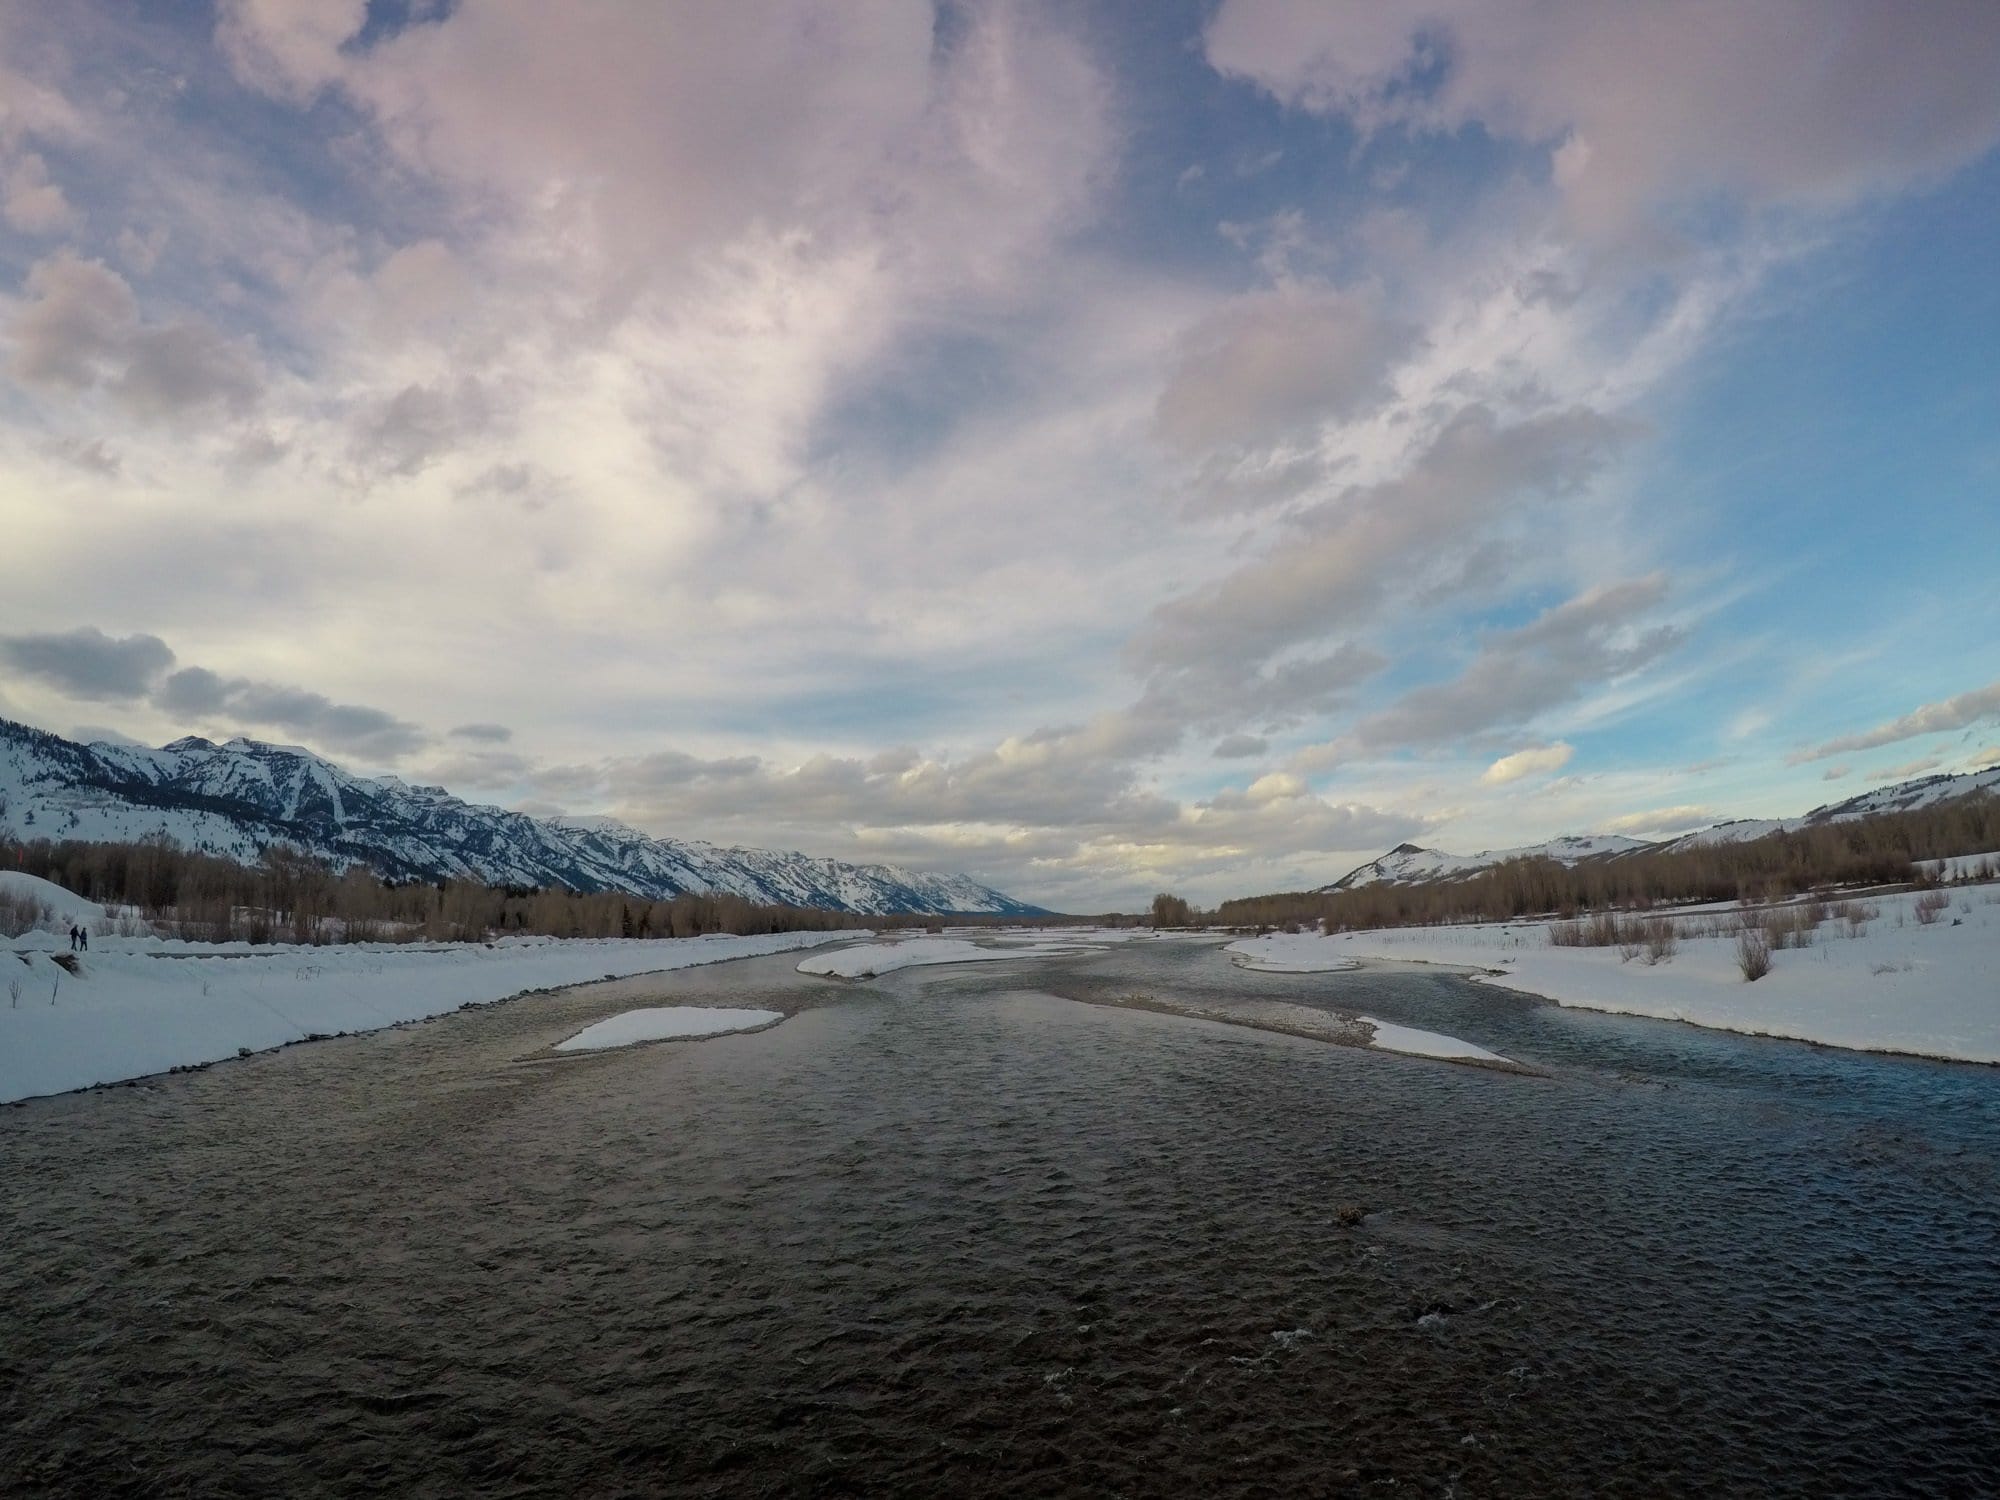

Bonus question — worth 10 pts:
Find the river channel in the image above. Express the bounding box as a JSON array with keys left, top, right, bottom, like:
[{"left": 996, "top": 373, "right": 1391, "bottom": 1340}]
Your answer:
[{"left": 3, "top": 936, "right": 1995, "bottom": 1495}]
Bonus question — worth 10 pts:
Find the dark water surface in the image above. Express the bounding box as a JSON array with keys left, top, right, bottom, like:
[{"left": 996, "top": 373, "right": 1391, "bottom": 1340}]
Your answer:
[{"left": 3, "top": 938, "right": 1997, "bottom": 1496}]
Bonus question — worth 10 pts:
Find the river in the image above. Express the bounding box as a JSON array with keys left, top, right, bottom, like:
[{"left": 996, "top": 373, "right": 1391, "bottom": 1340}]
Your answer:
[{"left": 3, "top": 936, "right": 1995, "bottom": 1495}]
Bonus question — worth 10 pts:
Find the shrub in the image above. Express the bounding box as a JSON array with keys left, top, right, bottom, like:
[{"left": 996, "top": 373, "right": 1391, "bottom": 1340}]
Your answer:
[
  {"left": 1736, "top": 924, "right": 1772, "bottom": 981},
  {"left": 1834, "top": 899, "right": 1876, "bottom": 938},
  {"left": 1913, "top": 889, "right": 1950, "bottom": 926},
  {"left": 1643, "top": 917, "right": 1678, "bottom": 965},
  {"left": 1757, "top": 905, "right": 1816, "bottom": 949},
  {"left": 0, "top": 890, "right": 53, "bottom": 938}
]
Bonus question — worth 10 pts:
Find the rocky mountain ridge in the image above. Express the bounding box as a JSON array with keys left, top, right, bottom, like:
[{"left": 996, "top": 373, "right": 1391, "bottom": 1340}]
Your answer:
[{"left": 0, "top": 718, "right": 1043, "bottom": 915}]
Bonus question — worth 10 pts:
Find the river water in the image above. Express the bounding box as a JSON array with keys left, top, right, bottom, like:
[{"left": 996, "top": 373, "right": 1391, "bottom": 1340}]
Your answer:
[{"left": 3, "top": 937, "right": 1996, "bottom": 1495}]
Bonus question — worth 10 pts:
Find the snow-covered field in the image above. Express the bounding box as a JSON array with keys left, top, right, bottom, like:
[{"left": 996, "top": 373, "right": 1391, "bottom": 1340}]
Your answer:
[
  {"left": 0, "top": 872, "right": 850, "bottom": 1102},
  {"left": 553, "top": 1006, "right": 785, "bottom": 1052},
  {"left": 1227, "top": 880, "right": 2000, "bottom": 1063}
]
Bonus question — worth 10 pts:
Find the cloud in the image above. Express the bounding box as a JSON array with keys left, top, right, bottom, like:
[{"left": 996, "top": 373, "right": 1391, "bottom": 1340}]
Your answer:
[
  {"left": 418, "top": 747, "right": 533, "bottom": 791},
  {"left": 1600, "top": 804, "right": 1713, "bottom": 836},
  {"left": 351, "top": 378, "right": 495, "bottom": 477},
  {"left": 1153, "top": 288, "right": 1417, "bottom": 460},
  {"left": 1134, "top": 642, "right": 1386, "bottom": 751},
  {"left": 556, "top": 721, "right": 1425, "bottom": 904},
  {"left": 1348, "top": 575, "right": 1679, "bottom": 753},
  {"left": 1212, "top": 733, "right": 1268, "bottom": 759},
  {"left": 40, "top": 435, "right": 121, "bottom": 475},
  {"left": 449, "top": 722, "right": 513, "bottom": 744},
  {"left": 455, "top": 462, "right": 558, "bottom": 511},
  {"left": 1791, "top": 678, "right": 2000, "bottom": 762},
  {"left": 1482, "top": 742, "right": 1574, "bottom": 785},
  {"left": 1204, "top": 0, "right": 2000, "bottom": 235},
  {"left": 153, "top": 667, "right": 425, "bottom": 759},
  {"left": 7, "top": 252, "right": 260, "bottom": 421},
  {"left": 2, "top": 149, "right": 76, "bottom": 233},
  {"left": 0, "top": 626, "right": 175, "bottom": 701},
  {"left": 1138, "top": 403, "right": 1632, "bottom": 678},
  {"left": 0, "top": 616, "right": 428, "bottom": 763},
  {"left": 1821, "top": 765, "right": 1850, "bottom": 781},
  {"left": 1867, "top": 756, "right": 1943, "bottom": 781},
  {"left": 71, "top": 724, "right": 144, "bottom": 748},
  {"left": 8, "top": 253, "right": 134, "bottom": 389},
  {"left": 215, "top": 0, "right": 368, "bottom": 102}
]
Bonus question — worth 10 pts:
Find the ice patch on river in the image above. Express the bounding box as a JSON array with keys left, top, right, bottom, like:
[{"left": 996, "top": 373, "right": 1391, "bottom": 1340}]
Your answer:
[
  {"left": 554, "top": 1006, "right": 784, "bottom": 1051},
  {"left": 1359, "top": 1016, "right": 1509, "bottom": 1063}
]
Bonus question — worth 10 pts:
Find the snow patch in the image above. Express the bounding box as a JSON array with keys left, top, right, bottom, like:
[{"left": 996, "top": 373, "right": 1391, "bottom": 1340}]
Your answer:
[
  {"left": 553, "top": 1006, "right": 783, "bottom": 1051},
  {"left": 1358, "top": 1016, "right": 1509, "bottom": 1063},
  {"left": 1226, "top": 932, "right": 1359, "bottom": 972}
]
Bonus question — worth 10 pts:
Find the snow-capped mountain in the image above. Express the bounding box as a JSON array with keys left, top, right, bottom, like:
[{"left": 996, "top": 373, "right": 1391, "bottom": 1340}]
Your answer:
[
  {"left": 1329, "top": 765, "right": 2000, "bottom": 890},
  {"left": 1328, "top": 834, "right": 1654, "bottom": 891},
  {"left": 0, "top": 718, "right": 1044, "bottom": 915}
]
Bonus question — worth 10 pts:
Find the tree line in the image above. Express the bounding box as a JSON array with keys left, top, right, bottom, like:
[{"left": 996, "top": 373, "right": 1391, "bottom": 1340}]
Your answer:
[
  {"left": 9, "top": 834, "right": 1056, "bottom": 944},
  {"left": 1213, "top": 792, "right": 2000, "bottom": 932}
]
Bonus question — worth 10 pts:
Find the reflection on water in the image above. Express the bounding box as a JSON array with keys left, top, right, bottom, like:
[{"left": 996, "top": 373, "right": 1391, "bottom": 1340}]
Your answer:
[{"left": 3, "top": 940, "right": 1996, "bottom": 1496}]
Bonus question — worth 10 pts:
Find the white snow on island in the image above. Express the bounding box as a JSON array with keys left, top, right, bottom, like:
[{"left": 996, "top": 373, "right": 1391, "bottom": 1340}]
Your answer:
[
  {"left": 554, "top": 1006, "right": 784, "bottom": 1051},
  {"left": 1227, "top": 880, "right": 2000, "bottom": 1064},
  {"left": 1227, "top": 931, "right": 1361, "bottom": 972},
  {"left": 1358, "top": 1016, "right": 1509, "bottom": 1063}
]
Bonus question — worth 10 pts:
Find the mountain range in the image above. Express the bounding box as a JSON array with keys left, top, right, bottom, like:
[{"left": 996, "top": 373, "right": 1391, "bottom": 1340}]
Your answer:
[
  {"left": 1328, "top": 765, "right": 2000, "bottom": 890},
  {"left": 0, "top": 717, "right": 1042, "bottom": 915}
]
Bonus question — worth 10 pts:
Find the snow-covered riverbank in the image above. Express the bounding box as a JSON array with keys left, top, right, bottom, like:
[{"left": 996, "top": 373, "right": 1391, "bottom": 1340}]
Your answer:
[
  {"left": 0, "top": 874, "right": 851, "bottom": 1102},
  {"left": 1227, "top": 880, "right": 2000, "bottom": 1063}
]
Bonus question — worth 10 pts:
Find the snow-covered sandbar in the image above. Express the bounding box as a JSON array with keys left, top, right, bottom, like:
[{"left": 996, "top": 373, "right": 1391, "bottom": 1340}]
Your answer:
[
  {"left": 554, "top": 1006, "right": 784, "bottom": 1051},
  {"left": 1, "top": 873, "right": 848, "bottom": 1103},
  {"left": 1358, "top": 1016, "right": 1508, "bottom": 1063},
  {"left": 1227, "top": 933, "right": 1360, "bottom": 973},
  {"left": 1227, "top": 881, "right": 2000, "bottom": 1063}
]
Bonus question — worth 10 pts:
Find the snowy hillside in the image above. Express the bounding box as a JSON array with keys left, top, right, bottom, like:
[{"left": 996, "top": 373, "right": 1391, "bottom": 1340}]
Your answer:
[
  {"left": 1330, "top": 765, "right": 2000, "bottom": 890},
  {"left": 0, "top": 719, "right": 1042, "bottom": 915},
  {"left": 1329, "top": 834, "right": 1653, "bottom": 890},
  {"left": 1659, "top": 765, "right": 2000, "bottom": 853}
]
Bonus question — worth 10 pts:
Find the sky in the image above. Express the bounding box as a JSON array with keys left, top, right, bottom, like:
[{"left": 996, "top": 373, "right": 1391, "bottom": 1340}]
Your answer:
[{"left": 1, "top": 0, "right": 1997, "bottom": 911}]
